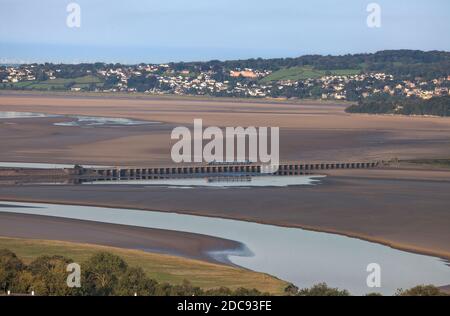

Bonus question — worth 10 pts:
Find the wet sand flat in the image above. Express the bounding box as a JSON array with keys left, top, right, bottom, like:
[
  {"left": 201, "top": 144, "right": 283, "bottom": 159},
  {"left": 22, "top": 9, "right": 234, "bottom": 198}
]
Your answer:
[
  {"left": 0, "top": 211, "right": 240, "bottom": 263},
  {"left": 0, "top": 94, "right": 450, "bottom": 165}
]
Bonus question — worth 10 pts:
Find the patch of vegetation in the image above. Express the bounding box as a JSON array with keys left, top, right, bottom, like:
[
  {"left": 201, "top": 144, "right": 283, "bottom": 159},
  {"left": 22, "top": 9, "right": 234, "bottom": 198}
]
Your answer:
[
  {"left": 395, "top": 285, "right": 448, "bottom": 296},
  {"left": 1, "top": 244, "right": 447, "bottom": 296},
  {"left": 5, "top": 75, "right": 103, "bottom": 91},
  {"left": 346, "top": 94, "right": 450, "bottom": 117},
  {"left": 0, "top": 249, "right": 273, "bottom": 296},
  {"left": 0, "top": 237, "right": 286, "bottom": 294},
  {"left": 283, "top": 282, "right": 447, "bottom": 296},
  {"left": 284, "top": 282, "right": 350, "bottom": 296}
]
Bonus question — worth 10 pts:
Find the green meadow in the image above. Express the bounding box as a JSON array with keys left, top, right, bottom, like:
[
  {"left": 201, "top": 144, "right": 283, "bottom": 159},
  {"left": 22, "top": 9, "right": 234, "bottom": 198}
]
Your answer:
[{"left": 4, "top": 75, "right": 103, "bottom": 90}]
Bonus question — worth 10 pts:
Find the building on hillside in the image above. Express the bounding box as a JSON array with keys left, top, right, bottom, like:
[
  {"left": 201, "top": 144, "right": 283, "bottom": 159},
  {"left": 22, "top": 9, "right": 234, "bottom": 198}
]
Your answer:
[{"left": 230, "top": 70, "right": 258, "bottom": 79}]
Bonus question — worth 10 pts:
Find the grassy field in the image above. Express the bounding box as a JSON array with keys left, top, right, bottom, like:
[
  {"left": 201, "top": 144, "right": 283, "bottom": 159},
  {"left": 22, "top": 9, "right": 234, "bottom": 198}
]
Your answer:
[
  {"left": 3, "top": 75, "right": 103, "bottom": 91},
  {"left": 261, "top": 66, "right": 361, "bottom": 82},
  {"left": 0, "top": 237, "right": 287, "bottom": 294}
]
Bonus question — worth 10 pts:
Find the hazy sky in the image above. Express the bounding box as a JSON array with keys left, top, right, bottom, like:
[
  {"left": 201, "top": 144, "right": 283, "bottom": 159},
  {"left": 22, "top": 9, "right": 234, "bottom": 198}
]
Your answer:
[{"left": 1, "top": 0, "right": 449, "bottom": 63}]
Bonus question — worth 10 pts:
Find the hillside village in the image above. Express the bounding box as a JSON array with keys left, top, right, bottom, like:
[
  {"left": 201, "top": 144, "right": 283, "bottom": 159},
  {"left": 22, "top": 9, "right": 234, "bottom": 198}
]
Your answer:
[{"left": 1, "top": 51, "right": 450, "bottom": 102}]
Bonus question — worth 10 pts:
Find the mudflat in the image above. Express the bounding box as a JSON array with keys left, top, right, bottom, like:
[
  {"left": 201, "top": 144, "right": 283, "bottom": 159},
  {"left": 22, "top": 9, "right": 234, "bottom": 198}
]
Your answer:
[{"left": 0, "top": 94, "right": 450, "bottom": 165}]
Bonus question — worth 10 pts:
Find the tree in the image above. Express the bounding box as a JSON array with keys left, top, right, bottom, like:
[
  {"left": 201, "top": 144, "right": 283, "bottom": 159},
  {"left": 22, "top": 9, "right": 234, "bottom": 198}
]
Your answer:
[
  {"left": 163, "top": 279, "right": 203, "bottom": 296},
  {"left": 0, "top": 249, "right": 24, "bottom": 292},
  {"left": 82, "top": 252, "right": 128, "bottom": 296},
  {"left": 365, "top": 292, "right": 383, "bottom": 296},
  {"left": 395, "top": 285, "right": 448, "bottom": 296},
  {"left": 346, "top": 95, "right": 450, "bottom": 117},
  {"left": 284, "top": 283, "right": 299, "bottom": 295},
  {"left": 115, "top": 267, "right": 158, "bottom": 296},
  {"left": 297, "top": 283, "right": 350, "bottom": 296},
  {"left": 10, "top": 270, "right": 45, "bottom": 295},
  {"left": 28, "top": 255, "right": 74, "bottom": 296}
]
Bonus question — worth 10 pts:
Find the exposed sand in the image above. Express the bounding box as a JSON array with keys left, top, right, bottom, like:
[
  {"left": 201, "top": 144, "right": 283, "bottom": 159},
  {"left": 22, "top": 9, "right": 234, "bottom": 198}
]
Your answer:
[
  {"left": 0, "top": 211, "right": 241, "bottom": 264},
  {"left": 0, "top": 94, "right": 450, "bottom": 165}
]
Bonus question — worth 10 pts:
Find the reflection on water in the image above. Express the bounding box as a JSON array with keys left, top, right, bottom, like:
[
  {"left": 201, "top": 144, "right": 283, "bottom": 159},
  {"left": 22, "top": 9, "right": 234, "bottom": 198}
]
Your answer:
[
  {"left": 0, "top": 111, "right": 50, "bottom": 119},
  {"left": 0, "top": 162, "right": 110, "bottom": 169},
  {"left": 1, "top": 201, "right": 449, "bottom": 295},
  {"left": 54, "top": 116, "right": 157, "bottom": 127},
  {"left": 0, "top": 111, "right": 158, "bottom": 127},
  {"left": 83, "top": 175, "right": 324, "bottom": 188}
]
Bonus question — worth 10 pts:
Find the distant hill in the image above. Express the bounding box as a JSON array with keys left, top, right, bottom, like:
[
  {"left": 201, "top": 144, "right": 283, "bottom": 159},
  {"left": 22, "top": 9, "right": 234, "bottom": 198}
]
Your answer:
[
  {"left": 211, "top": 50, "right": 450, "bottom": 80},
  {"left": 2, "top": 50, "right": 449, "bottom": 102}
]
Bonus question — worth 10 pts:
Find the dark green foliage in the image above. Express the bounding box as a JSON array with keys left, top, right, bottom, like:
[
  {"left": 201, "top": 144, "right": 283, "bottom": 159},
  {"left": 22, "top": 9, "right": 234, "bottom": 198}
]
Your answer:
[
  {"left": 346, "top": 95, "right": 450, "bottom": 117},
  {"left": 127, "top": 75, "right": 158, "bottom": 92},
  {"left": 81, "top": 252, "right": 128, "bottom": 296},
  {"left": 296, "top": 283, "right": 350, "bottom": 296},
  {"left": 27, "top": 255, "right": 74, "bottom": 296},
  {"left": 114, "top": 267, "right": 158, "bottom": 296},
  {"left": 0, "top": 249, "right": 24, "bottom": 292},
  {"left": 365, "top": 292, "right": 383, "bottom": 296}
]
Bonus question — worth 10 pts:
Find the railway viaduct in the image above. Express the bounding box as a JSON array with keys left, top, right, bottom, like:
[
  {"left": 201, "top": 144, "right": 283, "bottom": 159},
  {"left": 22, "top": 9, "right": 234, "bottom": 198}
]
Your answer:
[{"left": 80, "top": 161, "right": 381, "bottom": 181}]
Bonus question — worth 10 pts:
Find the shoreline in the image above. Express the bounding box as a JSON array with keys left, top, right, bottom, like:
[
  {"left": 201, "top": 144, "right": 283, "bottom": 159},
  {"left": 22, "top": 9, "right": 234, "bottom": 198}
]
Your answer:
[
  {"left": 0, "top": 236, "right": 287, "bottom": 293},
  {"left": 0, "top": 89, "right": 353, "bottom": 106},
  {"left": 2, "top": 90, "right": 450, "bottom": 119},
  {"left": 0, "top": 211, "right": 244, "bottom": 265},
  {"left": 1, "top": 196, "right": 449, "bottom": 263}
]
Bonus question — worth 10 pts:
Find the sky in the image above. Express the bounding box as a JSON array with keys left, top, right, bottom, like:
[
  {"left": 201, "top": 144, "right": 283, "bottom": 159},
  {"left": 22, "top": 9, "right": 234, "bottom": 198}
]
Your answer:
[{"left": 0, "top": 0, "right": 449, "bottom": 64}]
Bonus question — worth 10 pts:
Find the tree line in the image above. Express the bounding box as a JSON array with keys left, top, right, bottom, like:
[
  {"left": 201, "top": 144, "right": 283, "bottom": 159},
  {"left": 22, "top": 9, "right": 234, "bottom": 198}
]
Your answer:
[
  {"left": 0, "top": 249, "right": 269, "bottom": 296},
  {"left": 346, "top": 95, "right": 450, "bottom": 117},
  {"left": 1, "top": 249, "right": 448, "bottom": 296},
  {"left": 3, "top": 50, "right": 449, "bottom": 82}
]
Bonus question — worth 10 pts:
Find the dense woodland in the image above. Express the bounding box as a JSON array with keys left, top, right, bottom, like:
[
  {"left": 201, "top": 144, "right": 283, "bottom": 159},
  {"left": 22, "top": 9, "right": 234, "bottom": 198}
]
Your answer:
[
  {"left": 346, "top": 95, "right": 450, "bottom": 116},
  {"left": 0, "top": 249, "right": 447, "bottom": 296}
]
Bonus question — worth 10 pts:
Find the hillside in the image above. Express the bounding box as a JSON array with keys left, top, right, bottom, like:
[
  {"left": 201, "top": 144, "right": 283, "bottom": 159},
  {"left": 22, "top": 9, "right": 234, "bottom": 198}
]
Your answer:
[
  {"left": 0, "top": 237, "right": 287, "bottom": 294},
  {"left": 2, "top": 50, "right": 449, "bottom": 101}
]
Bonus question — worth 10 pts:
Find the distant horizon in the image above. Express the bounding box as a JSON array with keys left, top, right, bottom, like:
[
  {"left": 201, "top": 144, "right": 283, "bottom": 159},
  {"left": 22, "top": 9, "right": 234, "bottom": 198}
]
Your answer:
[
  {"left": 2, "top": 48, "right": 450, "bottom": 66},
  {"left": 1, "top": 0, "right": 449, "bottom": 64}
]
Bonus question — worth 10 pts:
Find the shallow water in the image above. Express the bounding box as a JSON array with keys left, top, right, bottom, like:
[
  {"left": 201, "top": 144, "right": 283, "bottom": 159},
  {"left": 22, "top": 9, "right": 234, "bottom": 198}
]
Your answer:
[
  {"left": 0, "top": 162, "right": 110, "bottom": 169},
  {"left": 53, "top": 116, "right": 156, "bottom": 127},
  {"left": 0, "top": 111, "right": 158, "bottom": 127},
  {"left": 0, "top": 111, "right": 50, "bottom": 119},
  {"left": 83, "top": 175, "right": 324, "bottom": 188},
  {"left": 1, "top": 201, "right": 449, "bottom": 295}
]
